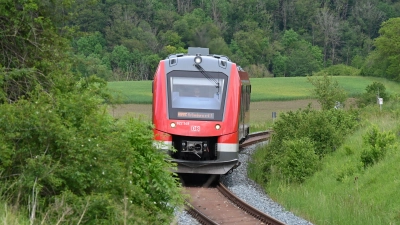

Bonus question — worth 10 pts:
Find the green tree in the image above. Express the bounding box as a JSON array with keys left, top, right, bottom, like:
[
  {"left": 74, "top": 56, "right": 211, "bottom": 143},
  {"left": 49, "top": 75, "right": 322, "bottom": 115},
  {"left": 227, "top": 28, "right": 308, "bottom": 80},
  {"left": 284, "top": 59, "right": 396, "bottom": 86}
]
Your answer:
[
  {"left": 70, "top": 0, "right": 108, "bottom": 33},
  {"left": 73, "top": 54, "right": 113, "bottom": 80},
  {"left": 111, "top": 45, "right": 132, "bottom": 73},
  {"left": 207, "top": 37, "right": 232, "bottom": 56},
  {"left": 362, "top": 17, "right": 400, "bottom": 81},
  {"left": 173, "top": 8, "right": 217, "bottom": 47},
  {"left": 231, "top": 20, "right": 271, "bottom": 67},
  {"left": 75, "top": 32, "right": 106, "bottom": 56},
  {"left": 273, "top": 29, "right": 322, "bottom": 76},
  {"left": 158, "top": 30, "right": 185, "bottom": 49},
  {"left": 154, "top": 9, "right": 180, "bottom": 33},
  {"left": 272, "top": 52, "right": 288, "bottom": 77},
  {"left": 308, "top": 75, "right": 347, "bottom": 110},
  {"left": 203, "top": 0, "right": 230, "bottom": 34}
]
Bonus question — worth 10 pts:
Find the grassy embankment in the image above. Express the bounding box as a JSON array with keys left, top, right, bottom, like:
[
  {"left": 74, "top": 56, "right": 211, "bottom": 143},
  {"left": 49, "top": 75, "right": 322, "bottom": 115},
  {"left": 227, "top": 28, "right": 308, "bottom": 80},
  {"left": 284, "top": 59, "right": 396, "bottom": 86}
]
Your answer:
[
  {"left": 108, "top": 76, "right": 400, "bottom": 131},
  {"left": 249, "top": 102, "right": 400, "bottom": 225}
]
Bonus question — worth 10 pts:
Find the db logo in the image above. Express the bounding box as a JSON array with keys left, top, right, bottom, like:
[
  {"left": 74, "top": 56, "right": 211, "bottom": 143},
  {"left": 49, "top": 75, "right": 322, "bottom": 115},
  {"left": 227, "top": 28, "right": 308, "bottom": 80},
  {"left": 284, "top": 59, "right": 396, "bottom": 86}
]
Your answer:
[{"left": 191, "top": 126, "right": 200, "bottom": 132}]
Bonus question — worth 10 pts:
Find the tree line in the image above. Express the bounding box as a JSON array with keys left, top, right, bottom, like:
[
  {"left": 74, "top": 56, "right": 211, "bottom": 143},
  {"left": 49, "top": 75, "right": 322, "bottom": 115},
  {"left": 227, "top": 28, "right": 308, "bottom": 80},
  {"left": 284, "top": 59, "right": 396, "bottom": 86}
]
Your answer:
[{"left": 65, "top": 0, "right": 400, "bottom": 81}]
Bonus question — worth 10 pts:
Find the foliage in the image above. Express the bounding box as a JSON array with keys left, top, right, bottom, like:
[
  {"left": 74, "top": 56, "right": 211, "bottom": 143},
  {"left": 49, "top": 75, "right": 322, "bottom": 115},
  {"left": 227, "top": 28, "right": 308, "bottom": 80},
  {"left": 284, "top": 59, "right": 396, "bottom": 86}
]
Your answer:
[
  {"left": 308, "top": 74, "right": 348, "bottom": 110},
  {"left": 251, "top": 106, "right": 359, "bottom": 183},
  {"left": 357, "top": 81, "right": 389, "bottom": 107},
  {"left": 277, "top": 138, "right": 319, "bottom": 183},
  {"left": 250, "top": 101, "right": 400, "bottom": 225},
  {"left": 72, "top": 54, "right": 113, "bottom": 81},
  {"left": 0, "top": 77, "right": 183, "bottom": 224},
  {"left": 273, "top": 29, "right": 323, "bottom": 77},
  {"left": 361, "top": 17, "right": 400, "bottom": 81},
  {"left": 0, "top": 0, "right": 70, "bottom": 70},
  {"left": 74, "top": 32, "right": 106, "bottom": 57},
  {"left": 313, "top": 64, "right": 360, "bottom": 76},
  {"left": 0, "top": 1, "right": 183, "bottom": 223},
  {"left": 360, "top": 125, "right": 396, "bottom": 168},
  {"left": 59, "top": 0, "right": 400, "bottom": 81},
  {"left": 244, "top": 64, "right": 273, "bottom": 78}
]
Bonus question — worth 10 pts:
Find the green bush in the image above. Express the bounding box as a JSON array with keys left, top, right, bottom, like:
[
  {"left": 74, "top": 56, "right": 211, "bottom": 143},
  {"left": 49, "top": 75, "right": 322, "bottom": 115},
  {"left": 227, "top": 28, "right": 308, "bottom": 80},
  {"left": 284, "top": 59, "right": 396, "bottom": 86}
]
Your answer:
[
  {"left": 271, "top": 107, "right": 358, "bottom": 157},
  {"left": 335, "top": 162, "right": 359, "bottom": 182},
  {"left": 313, "top": 64, "right": 360, "bottom": 76},
  {"left": 245, "top": 64, "right": 273, "bottom": 78},
  {"left": 361, "top": 125, "right": 396, "bottom": 168},
  {"left": 357, "top": 82, "right": 389, "bottom": 107},
  {"left": 251, "top": 107, "right": 359, "bottom": 184},
  {"left": 277, "top": 138, "right": 319, "bottom": 183},
  {"left": 0, "top": 77, "right": 183, "bottom": 224},
  {"left": 308, "top": 75, "right": 348, "bottom": 110}
]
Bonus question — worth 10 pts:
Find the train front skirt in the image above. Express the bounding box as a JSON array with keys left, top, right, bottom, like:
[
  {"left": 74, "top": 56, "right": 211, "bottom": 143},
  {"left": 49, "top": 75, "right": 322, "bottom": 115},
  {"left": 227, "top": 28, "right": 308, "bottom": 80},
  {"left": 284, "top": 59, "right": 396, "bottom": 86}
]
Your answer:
[{"left": 170, "top": 158, "right": 240, "bottom": 174}]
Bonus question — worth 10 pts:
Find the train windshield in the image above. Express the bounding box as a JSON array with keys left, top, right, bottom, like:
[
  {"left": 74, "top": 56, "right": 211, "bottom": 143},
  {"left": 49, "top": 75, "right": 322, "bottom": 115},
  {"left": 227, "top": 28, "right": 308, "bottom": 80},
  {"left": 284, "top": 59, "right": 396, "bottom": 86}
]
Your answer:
[{"left": 167, "top": 71, "right": 228, "bottom": 121}]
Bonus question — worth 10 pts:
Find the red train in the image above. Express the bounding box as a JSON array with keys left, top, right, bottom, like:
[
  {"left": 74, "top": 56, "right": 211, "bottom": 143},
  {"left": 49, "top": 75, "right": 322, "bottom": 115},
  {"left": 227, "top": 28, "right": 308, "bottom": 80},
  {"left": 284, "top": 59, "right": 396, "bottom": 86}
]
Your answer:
[{"left": 152, "top": 47, "right": 251, "bottom": 174}]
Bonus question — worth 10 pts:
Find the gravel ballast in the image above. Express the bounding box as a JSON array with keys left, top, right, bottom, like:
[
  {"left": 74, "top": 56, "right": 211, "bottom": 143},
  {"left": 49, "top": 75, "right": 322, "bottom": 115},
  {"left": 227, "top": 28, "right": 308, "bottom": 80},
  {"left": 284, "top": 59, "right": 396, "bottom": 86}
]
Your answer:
[{"left": 175, "top": 142, "right": 314, "bottom": 225}]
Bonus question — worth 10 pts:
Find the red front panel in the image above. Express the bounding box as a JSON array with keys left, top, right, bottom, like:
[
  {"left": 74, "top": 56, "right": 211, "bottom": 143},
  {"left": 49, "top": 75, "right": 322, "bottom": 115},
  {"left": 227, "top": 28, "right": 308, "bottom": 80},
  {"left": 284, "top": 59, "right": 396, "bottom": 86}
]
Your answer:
[{"left": 153, "top": 63, "right": 241, "bottom": 144}]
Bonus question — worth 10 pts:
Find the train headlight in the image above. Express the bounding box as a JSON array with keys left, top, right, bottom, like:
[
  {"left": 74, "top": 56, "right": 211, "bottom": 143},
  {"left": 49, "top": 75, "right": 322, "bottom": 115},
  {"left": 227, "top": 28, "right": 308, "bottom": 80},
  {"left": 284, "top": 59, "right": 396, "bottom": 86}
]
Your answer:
[
  {"left": 170, "top": 122, "right": 176, "bottom": 128},
  {"left": 215, "top": 124, "right": 221, "bottom": 130},
  {"left": 194, "top": 56, "right": 202, "bottom": 64}
]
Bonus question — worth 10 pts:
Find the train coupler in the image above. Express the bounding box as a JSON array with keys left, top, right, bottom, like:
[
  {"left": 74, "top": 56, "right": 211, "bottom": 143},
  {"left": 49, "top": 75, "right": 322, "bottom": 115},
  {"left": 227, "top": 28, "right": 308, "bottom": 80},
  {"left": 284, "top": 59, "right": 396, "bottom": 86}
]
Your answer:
[{"left": 227, "top": 162, "right": 241, "bottom": 174}]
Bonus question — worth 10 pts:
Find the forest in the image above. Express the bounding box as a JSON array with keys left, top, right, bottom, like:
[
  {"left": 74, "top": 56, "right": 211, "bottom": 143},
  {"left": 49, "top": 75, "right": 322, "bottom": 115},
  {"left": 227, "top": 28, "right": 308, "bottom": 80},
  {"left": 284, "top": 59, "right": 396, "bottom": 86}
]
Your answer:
[{"left": 66, "top": 0, "right": 400, "bottom": 81}]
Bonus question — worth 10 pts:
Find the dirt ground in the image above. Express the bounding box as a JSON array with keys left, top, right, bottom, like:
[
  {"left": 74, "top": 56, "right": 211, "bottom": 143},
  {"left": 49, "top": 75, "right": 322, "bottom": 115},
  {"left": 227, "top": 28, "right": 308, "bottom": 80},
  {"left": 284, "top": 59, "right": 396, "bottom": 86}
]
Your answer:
[
  {"left": 249, "top": 99, "right": 320, "bottom": 124},
  {"left": 108, "top": 99, "right": 321, "bottom": 124}
]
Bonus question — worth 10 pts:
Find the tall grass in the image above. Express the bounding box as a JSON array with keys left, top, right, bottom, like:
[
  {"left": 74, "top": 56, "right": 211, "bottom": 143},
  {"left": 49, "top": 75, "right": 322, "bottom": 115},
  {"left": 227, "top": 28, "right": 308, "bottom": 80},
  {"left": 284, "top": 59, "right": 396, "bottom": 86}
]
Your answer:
[
  {"left": 108, "top": 76, "right": 400, "bottom": 104},
  {"left": 249, "top": 101, "right": 400, "bottom": 224},
  {"left": 250, "top": 121, "right": 274, "bottom": 133},
  {"left": 0, "top": 202, "right": 28, "bottom": 225},
  {"left": 0, "top": 184, "right": 29, "bottom": 225}
]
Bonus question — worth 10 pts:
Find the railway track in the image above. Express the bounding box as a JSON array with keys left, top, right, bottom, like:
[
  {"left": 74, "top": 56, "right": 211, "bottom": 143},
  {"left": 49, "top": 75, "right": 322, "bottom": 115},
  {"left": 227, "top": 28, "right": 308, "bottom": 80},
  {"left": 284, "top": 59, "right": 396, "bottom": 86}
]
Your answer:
[
  {"left": 182, "top": 131, "right": 284, "bottom": 225},
  {"left": 184, "top": 183, "right": 285, "bottom": 225},
  {"left": 240, "top": 130, "right": 271, "bottom": 148}
]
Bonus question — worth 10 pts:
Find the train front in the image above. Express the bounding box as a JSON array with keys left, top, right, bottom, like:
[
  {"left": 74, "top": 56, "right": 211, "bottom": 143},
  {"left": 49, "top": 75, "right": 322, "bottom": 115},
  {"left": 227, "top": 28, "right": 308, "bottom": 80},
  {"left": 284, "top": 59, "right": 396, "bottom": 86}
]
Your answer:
[{"left": 152, "top": 48, "right": 241, "bottom": 174}]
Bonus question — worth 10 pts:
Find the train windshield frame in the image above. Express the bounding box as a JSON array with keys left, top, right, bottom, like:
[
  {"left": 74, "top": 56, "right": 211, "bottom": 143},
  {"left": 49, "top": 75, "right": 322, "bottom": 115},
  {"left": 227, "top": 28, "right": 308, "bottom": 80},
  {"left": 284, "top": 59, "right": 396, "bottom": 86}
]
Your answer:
[{"left": 167, "top": 71, "right": 228, "bottom": 121}]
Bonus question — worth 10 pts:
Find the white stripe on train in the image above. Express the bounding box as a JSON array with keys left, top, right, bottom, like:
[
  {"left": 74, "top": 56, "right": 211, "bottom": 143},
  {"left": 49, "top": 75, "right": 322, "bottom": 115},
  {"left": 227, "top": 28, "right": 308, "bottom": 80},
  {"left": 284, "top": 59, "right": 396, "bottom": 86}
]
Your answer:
[{"left": 154, "top": 141, "right": 238, "bottom": 152}]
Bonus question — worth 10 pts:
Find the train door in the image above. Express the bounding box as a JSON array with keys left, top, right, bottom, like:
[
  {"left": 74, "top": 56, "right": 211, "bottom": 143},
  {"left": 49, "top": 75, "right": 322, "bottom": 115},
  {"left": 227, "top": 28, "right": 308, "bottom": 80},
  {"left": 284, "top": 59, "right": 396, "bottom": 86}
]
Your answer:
[{"left": 239, "top": 84, "right": 245, "bottom": 141}]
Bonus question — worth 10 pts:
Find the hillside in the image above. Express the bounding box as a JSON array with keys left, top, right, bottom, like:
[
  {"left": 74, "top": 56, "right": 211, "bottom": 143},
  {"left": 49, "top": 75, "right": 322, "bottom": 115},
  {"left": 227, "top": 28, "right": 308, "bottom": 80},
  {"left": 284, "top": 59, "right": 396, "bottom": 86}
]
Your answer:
[{"left": 251, "top": 102, "right": 400, "bottom": 224}]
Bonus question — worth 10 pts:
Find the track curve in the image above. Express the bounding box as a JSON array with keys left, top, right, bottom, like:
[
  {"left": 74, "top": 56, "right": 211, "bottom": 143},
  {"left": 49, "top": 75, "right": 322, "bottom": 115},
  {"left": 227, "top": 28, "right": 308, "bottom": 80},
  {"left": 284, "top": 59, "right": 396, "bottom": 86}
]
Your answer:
[
  {"left": 183, "top": 130, "right": 285, "bottom": 225},
  {"left": 184, "top": 183, "right": 285, "bottom": 225},
  {"left": 240, "top": 130, "right": 271, "bottom": 148}
]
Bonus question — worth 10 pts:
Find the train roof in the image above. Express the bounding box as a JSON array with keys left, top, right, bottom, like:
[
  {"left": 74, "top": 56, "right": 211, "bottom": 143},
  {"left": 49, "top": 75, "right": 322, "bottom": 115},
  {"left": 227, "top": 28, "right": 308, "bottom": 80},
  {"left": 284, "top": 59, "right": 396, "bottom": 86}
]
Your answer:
[
  {"left": 166, "top": 47, "right": 231, "bottom": 63},
  {"left": 163, "top": 48, "right": 250, "bottom": 83},
  {"left": 165, "top": 47, "right": 250, "bottom": 75}
]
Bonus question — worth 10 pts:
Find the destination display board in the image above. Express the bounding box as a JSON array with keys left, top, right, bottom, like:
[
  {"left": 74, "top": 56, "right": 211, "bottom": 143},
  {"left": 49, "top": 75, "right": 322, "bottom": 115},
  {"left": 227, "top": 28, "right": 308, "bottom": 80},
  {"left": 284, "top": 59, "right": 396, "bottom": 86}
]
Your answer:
[{"left": 177, "top": 112, "right": 214, "bottom": 119}]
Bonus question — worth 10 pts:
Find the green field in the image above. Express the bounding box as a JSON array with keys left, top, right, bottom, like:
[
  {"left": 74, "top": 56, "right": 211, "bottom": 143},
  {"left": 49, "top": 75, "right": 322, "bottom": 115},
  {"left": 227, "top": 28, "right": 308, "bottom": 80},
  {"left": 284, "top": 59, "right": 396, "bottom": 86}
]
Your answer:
[{"left": 108, "top": 76, "right": 400, "bottom": 104}]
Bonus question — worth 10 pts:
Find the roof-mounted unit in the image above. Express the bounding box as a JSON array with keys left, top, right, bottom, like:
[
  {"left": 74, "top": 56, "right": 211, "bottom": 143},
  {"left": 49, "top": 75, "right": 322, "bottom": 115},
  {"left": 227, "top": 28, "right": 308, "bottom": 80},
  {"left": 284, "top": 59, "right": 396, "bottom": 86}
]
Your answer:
[{"left": 188, "top": 47, "right": 209, "bottom": 56}]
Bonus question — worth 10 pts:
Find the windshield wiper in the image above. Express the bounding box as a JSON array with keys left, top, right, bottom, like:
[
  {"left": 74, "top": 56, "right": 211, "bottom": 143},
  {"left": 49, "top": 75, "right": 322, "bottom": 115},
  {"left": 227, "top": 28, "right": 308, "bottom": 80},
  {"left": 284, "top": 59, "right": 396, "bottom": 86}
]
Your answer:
[{"left": 194, "top": 64, "right": 220, "bottom": 96}]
